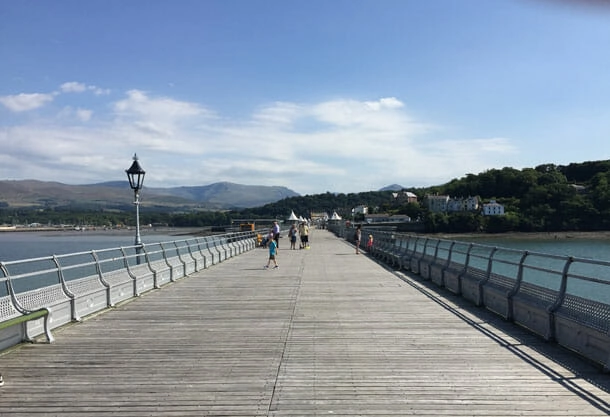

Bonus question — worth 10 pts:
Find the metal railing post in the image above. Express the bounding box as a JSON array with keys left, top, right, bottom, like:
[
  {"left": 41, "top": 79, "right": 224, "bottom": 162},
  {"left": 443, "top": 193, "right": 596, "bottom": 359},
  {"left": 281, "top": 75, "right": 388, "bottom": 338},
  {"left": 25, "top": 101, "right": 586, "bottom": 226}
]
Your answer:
[
  {"left": 51, "top": 255, "right": 78, "bottom": 321},
  {"left": 507, "top": 251, "right": 530, "bottom": 321}
]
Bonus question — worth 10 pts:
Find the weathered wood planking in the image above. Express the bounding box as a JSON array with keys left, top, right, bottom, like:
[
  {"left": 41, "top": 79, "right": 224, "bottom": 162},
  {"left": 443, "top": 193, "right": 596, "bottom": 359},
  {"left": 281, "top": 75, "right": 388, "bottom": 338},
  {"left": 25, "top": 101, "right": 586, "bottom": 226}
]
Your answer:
[{"left": 0, "top": 230, "right": 608, "bottom": 416}]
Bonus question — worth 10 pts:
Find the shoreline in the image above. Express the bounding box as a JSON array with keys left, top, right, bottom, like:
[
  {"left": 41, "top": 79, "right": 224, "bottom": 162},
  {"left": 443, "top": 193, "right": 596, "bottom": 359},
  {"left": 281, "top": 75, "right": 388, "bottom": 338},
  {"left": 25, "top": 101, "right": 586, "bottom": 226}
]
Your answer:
[
  {"left": 0, "top": 226, "right": 204, "bottom": 236},
  {"left": 6, "top": 227, "right": 610, "bottom": 241},
  {"left": 434, "top": 231, "right": 610, "bottom": 241}
]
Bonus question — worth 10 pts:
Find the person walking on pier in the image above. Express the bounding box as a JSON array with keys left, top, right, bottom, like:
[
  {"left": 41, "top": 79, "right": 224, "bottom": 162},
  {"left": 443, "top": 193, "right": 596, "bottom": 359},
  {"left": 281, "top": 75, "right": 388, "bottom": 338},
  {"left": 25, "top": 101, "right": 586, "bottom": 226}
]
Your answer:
[
  {"left": 354, "top": 224, "right": 362, "bottom": 254},
  {"left": 264, "top": 237, "right": 279, "bottom": 269},
  {"left": 299, "top": 221, "right": 310, "bottom": 249},
  {"left": 289, "top": 224, "right": 298, "bottom": 250},
  {"left": 272, "top": 221, "right": 280, "bottom": 249}
]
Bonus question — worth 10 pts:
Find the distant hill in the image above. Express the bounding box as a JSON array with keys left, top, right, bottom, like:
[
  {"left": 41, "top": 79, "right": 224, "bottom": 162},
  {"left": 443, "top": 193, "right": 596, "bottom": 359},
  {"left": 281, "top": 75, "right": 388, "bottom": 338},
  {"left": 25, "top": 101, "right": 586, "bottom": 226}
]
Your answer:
[
  {"left": 145, "top": 182, "right": 299, "bottom": 209},
  {"left": 379, "top": 184, "right": 405, "bottom": 191},
  {"left": 0, "top": 180, "right": 299, "bottom": 210}
]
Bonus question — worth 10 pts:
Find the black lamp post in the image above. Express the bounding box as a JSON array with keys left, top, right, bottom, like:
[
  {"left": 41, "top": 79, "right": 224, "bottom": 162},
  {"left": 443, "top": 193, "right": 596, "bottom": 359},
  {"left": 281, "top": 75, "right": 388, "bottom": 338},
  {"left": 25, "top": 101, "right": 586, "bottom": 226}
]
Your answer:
[{"left": 126, "top": 154, "right": 145, "bottom": 262}]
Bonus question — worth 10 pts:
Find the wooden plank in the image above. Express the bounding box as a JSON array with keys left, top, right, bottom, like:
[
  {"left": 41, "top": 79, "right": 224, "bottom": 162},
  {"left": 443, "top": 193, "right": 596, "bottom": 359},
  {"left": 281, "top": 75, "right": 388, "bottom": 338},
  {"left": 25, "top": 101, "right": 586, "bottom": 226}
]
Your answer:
[{"left": 0, "top": 230, "right": 608, "bottom": 416}]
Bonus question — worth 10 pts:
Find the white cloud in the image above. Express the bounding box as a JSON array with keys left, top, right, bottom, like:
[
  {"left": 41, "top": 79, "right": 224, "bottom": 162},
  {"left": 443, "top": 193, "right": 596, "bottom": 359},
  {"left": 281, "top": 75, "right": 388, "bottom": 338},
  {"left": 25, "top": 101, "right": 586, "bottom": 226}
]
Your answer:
[
  {"left": 60, "top": 81, "right": 110, "bottom": 95},
  {"left": 310, "top": 98, "right": 413, "bottom": 133},
  {"left": 0, "top": 88, "right": 521, "bottom": 194},
  {"left": 89, "top": 86, "right": 110, "bottom": 95},
  {"left": 364, "top": 97, "right": 404, "bottom": 110},
  {"left": 114, "top": 90, "right": 211, "bottom": 120},
  {"left": 0, "top": 82, "right": 110, "bottom": 113},
  {"left": 58, "top": 107, "right": 93, "bottom": 122},
  {"left": 0, "top": 93, "right": 54, "bottom": 112},
  {"left": 60, "top": 82, "right": 87, "bottom": 93},
  {"left": 76, "top": 108, "right": 93, "bottom": 122},
  {"left": 109, "top": 90, "right": 218, "bottom": 153},
  {"left": 252, "top": 102, "right": 302, "bottom": 125}
]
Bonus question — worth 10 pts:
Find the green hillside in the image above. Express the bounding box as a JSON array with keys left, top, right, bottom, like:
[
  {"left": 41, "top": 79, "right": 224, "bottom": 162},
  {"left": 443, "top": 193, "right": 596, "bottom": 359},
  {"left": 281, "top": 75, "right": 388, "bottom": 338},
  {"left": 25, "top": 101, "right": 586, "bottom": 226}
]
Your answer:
[
  {"left": 236, "top": 160, "right": 610, "bottom": 234},
  {"left": 3, "top": 160, "right": 610, "bottom": 234}
]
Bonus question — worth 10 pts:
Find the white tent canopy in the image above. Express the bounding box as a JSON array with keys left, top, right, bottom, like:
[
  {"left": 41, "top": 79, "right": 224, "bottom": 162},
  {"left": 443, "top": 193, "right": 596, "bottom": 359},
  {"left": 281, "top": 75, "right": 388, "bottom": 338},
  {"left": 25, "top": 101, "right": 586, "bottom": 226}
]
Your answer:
[
  {"left": 287, "top": 211, "right": 299, "bottom": 221},
  {"left": 330, "top": 211, "right": 342, "bottom": 220}
]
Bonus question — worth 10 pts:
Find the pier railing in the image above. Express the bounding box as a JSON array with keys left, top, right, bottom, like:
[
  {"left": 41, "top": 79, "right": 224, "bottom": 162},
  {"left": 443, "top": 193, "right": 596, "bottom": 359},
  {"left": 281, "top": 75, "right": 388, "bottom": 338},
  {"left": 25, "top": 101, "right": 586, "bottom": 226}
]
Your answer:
[
  {"left": 331, "top": 224, "right": 610, "bottom": 372},
  {"left": 0, "top": 231, "right": 259, "bottom": 351}
]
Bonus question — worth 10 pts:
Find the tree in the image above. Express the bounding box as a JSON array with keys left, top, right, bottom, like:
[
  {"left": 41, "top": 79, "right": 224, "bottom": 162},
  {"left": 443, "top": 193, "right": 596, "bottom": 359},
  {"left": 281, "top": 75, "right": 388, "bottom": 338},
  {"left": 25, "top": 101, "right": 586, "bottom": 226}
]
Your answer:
[
  {"left": 424, "top": 212, "right": 449, "bottom": 233},
  {"left": 485, "top": 213, "right": 520, "bottom": 233}
]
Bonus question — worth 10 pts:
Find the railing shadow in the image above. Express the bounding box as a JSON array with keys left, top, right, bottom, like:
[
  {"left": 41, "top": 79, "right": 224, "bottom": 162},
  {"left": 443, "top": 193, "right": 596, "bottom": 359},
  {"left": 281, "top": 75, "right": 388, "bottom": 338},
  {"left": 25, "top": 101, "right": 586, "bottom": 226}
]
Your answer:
[{"left": 388, "top": 264, "right": 610, "bottom": 415}]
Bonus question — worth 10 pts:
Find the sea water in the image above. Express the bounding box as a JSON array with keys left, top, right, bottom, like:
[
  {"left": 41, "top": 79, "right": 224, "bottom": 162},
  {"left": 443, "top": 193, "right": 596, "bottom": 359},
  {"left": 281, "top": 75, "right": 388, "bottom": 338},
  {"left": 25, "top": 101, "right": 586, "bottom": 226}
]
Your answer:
[
  {"left": 418, "top": 234, "right": 610, "bottom": 304},
  {"left": 0, "top": 229, "right": 196, "bottom": 262},
  {"left": 458, "top": 235, "right": 610, "bottom": 262}
]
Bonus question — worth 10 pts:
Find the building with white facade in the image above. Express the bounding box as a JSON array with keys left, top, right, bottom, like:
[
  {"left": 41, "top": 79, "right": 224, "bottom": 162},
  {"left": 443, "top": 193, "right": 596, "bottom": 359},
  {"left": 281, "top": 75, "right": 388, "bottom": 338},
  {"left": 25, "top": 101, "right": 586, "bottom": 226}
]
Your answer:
[
  {"left": 482, "top": 200, "right": 505, "bottom": 216},
  {"left": 428, "top": 195, "right": 482, "bottom": 213}
]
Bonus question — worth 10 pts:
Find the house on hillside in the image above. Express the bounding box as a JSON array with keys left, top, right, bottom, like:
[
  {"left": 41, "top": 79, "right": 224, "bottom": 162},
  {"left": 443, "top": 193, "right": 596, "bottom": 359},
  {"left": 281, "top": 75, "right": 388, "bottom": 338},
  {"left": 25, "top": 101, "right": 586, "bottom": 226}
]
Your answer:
[
  {"left": 447, "top": 196, "right": 480, "bottom": 212},
  {"left": 427, "top": 195, "right": 482, "bottom": 213},
  {"left": 482, "top": 200, "right": 505, "bottom": 216},
  {"left": 425, "top": 195, "right": 450, "bottom": 213},
  {"left": 392, "top": 191, "right": 418, "bottom": 203}
]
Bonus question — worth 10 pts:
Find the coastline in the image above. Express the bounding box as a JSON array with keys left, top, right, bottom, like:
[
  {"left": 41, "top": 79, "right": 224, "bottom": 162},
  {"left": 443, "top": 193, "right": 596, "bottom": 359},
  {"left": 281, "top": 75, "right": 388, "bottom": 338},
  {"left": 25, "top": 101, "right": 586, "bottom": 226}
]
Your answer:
[
  {"left": 433, "top": 231, "right": 610, "bottom": 241},
  {"left": 0, "top": 226, "right": 204, "bottom": 237}
]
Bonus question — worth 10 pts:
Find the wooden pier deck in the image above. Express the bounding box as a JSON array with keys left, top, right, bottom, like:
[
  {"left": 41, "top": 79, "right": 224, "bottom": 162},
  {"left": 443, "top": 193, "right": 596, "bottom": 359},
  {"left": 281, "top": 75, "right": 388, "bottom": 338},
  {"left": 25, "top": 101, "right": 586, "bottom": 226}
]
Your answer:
[{"left": 0, "top": 230, "right": 608, "bottom": 416}]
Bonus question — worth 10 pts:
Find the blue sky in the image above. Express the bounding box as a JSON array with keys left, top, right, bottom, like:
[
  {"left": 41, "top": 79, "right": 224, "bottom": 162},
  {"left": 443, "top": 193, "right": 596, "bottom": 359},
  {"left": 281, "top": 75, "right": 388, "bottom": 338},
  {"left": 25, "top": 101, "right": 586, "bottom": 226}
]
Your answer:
[{"left": 1, "top": 0, "right": 610, "bottom": 196}]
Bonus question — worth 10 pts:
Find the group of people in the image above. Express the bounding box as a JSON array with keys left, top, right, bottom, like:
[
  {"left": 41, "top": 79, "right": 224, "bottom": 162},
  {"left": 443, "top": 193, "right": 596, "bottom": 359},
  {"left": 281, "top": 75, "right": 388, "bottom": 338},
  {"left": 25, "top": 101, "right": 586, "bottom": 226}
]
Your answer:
[
  {"left": 264, "top": 220, "right": 371, "bottom": 269},
  {"left": 264, "top": 220, "right": 310, "bottom": 269},
  {"left": 288, "top": 221, "right": 310, "bottom": 250}
]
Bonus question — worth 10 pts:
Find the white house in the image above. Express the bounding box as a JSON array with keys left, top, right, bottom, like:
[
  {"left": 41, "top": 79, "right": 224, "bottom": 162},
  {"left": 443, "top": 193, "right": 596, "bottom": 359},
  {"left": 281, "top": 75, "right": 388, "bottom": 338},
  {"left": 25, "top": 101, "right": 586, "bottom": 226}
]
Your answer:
[{"left": 482, "top": 200, "right": 505, "bottom": 216}]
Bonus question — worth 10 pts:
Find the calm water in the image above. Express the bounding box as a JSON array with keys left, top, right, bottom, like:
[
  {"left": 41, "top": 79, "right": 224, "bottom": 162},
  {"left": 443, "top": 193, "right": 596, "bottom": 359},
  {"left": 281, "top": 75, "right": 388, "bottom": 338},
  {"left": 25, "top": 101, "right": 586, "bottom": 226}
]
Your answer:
[
  {"left": 458, "top": 235, "right": 610, "bottom": 262},
  {"left": 1, "top": 230, "right": 609, "bottom": 303},
  {"left": 0, "top": 229, "right": 197, "bottom": 262},
  {"left": 3, "top": 230, "right": 610, "bottom": 263}
]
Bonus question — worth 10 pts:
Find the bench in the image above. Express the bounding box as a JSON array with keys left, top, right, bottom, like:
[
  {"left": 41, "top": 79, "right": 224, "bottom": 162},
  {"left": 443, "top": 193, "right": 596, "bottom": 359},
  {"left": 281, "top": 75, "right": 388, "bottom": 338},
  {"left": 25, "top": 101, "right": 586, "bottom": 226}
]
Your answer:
[{"left": 0, "top": 307, "right": 54, "bottom": 345}]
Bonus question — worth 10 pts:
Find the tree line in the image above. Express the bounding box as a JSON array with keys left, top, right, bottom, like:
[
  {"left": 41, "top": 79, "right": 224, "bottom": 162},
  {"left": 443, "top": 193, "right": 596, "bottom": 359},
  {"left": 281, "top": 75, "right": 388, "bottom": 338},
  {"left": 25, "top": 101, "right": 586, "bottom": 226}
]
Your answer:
[{"left": 3, "top": 160, "right": 610, "bottom": 234}]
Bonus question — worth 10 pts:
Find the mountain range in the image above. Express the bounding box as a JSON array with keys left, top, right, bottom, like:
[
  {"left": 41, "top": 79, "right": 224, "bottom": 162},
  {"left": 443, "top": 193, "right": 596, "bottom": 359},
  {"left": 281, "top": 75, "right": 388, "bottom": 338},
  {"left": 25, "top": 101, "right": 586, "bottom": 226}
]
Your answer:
[{"left": 0, "top": 180, "right": 300, "bottom": 210}]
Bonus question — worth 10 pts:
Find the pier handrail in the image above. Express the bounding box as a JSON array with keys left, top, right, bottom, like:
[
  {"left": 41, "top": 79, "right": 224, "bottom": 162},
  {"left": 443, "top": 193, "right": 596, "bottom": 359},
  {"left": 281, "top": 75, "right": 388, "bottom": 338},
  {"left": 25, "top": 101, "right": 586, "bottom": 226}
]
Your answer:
[
  {"left": 0, "top": 230, "right": 257, "bottom": 351},
  {"left": 330, "top": 224, "right": 610, "bottom": 372},
  {"left": 0, "top": 261, "right": 54, "bottom": 343}
]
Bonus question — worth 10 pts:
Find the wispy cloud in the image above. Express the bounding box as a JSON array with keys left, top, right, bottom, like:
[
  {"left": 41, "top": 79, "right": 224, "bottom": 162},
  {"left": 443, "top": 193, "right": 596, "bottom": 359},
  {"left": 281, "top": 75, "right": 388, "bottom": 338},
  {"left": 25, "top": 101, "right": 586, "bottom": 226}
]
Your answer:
[
  {"left": 60, "top": 82, "right": 88, "bottom": 93},
  {"left": 60, "top": 81, "right": 110, "bottom": 95},
  {"left": 0, "top": 81, "right": 110, "bottom": 113},
  {"left": 0, "top": 93, "right": 55, "bottom": 112},
  {"left": 76, "top": 108, "right": 93, "bottom": 122},
  {"left": 58, "top": 107, "right": 94, "bottom": 122},
  {"left": 0, "top": 86, "right": 520, "bottom": 194},
  {"left": 113, "top": 90, "right": 212, "bottom": 121}
]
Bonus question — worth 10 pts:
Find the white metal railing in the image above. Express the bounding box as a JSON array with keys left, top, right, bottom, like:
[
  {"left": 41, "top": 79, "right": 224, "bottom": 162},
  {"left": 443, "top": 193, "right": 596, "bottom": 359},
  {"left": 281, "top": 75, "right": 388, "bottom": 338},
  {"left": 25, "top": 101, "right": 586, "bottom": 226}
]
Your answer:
[
  {"left": 331, "top": 224, "right": 610, "bottom": 372},
  {"left": 0, "top": 231, "right": 258, "bottom": 351}
]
